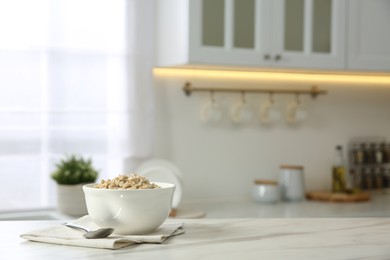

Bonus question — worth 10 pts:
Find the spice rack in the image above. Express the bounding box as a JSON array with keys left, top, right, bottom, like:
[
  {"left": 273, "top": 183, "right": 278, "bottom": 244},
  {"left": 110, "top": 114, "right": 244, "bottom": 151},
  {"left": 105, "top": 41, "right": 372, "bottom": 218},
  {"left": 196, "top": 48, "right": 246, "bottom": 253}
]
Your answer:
[{"left": 348, "top": 137, "right": 390, "bottom": 191}]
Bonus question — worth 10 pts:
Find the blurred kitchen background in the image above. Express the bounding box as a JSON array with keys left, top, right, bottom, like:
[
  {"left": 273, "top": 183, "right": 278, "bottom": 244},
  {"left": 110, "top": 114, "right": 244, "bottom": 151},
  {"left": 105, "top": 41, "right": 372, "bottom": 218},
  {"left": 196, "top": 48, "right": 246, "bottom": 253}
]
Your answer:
[{"left": 1, "top": 0, "right": 390, "bottom": 219}]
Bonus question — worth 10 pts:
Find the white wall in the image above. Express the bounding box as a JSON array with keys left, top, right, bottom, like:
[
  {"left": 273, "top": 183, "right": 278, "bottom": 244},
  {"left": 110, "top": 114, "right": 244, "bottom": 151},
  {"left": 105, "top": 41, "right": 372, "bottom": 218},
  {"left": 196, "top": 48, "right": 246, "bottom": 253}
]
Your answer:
[{"left": 153, "top": 71, "right": 390, "bottom": 203}]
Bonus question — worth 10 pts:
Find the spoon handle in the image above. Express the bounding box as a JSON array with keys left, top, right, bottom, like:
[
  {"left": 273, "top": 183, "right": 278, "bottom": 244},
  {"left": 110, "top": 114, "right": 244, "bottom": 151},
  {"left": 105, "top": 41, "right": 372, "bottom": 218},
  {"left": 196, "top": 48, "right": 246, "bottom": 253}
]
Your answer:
[{"left": 63, "top": 222, "right": 92, "bottom": 233}]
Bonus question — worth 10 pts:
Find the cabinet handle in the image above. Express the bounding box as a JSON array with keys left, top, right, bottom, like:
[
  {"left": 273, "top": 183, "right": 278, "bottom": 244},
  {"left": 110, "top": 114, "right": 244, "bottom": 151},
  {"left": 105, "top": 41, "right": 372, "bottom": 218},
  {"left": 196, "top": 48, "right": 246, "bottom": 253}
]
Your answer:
[
  {"left": 263, "top": 54, "right": 271, "bottom": 60},
  {"left": 274, "top": 54, "right": 282, "bottom": 61}
]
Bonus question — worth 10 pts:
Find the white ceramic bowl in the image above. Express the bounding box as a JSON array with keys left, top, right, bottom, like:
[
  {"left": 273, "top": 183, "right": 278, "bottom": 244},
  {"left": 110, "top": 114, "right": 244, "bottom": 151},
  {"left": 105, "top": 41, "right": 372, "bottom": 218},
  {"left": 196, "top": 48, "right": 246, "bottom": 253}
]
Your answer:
[{"left": 83, "top": 182, "right": 175, "bottom": 235}]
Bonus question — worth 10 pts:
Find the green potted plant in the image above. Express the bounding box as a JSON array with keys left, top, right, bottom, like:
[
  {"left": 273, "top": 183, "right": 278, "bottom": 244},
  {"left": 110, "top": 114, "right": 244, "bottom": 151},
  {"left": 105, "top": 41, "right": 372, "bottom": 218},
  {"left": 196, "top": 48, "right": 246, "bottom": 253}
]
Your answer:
[{"left": 51, "top": 154, "right": 98, "bottom": 217}]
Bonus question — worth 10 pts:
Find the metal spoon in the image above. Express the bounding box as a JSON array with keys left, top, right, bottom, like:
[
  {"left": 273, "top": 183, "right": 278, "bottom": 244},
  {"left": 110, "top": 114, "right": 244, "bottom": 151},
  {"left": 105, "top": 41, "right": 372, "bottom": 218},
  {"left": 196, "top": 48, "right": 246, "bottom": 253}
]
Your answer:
[{"left": 63, "top": 222, "right": 114, "bottom": 239}]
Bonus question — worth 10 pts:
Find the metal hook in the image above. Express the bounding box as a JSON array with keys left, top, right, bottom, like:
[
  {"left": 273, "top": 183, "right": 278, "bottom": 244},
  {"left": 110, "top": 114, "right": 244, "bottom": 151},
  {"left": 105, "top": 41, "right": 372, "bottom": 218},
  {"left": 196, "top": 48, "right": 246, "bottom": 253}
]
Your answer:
[
  {"left": 241, "top": 91, "right": 246, "bottom": 104},
  {"left": 210, "top": 90, "right": 216, "bottom": 104},
  {"left": 268, "top": 92, "right": 274, "bottom": 104},
  {"left": 295, "top": 92, "right": 301, "bottom": 105}
]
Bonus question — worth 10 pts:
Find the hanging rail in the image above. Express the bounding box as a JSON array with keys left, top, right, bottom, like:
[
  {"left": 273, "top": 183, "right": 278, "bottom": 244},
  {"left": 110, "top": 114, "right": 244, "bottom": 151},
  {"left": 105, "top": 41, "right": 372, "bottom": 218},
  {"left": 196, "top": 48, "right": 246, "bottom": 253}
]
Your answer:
[{"left": 183, "top": 82, "right": 327, "bottom": 99}]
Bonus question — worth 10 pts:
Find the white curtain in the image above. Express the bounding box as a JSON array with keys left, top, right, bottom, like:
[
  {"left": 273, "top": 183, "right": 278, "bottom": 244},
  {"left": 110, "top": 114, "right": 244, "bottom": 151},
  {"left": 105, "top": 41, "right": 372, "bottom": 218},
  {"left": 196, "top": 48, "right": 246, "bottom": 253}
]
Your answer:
[{"left": 0, "top": 0, "right": 155, "bottom": 211}]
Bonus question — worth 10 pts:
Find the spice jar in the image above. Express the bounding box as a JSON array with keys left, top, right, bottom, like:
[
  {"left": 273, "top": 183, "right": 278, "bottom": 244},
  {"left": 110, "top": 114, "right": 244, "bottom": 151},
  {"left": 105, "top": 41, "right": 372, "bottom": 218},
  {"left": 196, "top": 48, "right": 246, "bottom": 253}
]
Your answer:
[
  {"left": 278, "top": 165, "right": 305, "bottom": 201},
  {"left": 252, "top": 180, "right": 280, "bottom": 203}
]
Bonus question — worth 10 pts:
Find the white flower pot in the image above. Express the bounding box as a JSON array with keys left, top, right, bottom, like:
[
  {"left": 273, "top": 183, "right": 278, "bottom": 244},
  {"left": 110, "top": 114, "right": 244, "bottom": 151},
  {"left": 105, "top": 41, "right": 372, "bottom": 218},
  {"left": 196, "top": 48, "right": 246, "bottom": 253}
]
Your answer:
[{"left": 56, "top": 184, "right": 88, "bottom": 217}]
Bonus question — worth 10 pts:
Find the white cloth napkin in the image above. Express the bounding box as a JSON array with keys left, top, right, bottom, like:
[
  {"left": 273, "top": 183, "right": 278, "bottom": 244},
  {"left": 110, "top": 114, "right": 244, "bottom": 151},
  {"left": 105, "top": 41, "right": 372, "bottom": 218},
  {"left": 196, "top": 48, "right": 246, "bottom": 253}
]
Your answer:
[{"left": 20, "top": 215, "right": 185, "bottom": 250}]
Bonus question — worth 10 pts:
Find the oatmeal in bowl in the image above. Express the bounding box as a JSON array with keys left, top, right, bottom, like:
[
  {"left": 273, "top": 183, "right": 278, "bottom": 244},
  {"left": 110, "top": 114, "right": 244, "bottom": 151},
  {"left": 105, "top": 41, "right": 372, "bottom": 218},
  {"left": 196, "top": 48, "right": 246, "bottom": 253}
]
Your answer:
[
  {"left": 83, "top": 174, "right": 175, "bottom": 235},
  {"left": 94, "top": 174, "right": 160, "bottom": 190}
]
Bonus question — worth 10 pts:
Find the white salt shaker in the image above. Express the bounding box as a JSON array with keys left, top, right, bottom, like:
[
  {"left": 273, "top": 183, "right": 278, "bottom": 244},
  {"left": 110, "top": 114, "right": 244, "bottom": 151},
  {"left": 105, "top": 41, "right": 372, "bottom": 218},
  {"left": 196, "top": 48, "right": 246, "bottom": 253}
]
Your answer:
[{"left": 279, "top": 165, "right": 305, "bottom": 201}]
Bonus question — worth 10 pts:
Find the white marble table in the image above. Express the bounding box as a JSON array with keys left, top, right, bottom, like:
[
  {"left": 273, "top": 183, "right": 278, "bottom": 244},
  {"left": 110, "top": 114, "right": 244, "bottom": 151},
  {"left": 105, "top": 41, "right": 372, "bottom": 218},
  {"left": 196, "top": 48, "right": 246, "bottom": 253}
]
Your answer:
[{"left": 3, "top": 218, "right": 390, "bottom": 259}]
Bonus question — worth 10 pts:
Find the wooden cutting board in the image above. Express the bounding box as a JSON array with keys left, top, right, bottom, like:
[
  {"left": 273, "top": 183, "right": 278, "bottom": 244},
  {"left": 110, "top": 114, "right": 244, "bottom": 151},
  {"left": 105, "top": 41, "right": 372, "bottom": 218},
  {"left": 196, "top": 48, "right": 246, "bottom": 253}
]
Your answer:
[
  {"left": 169, "top": 208, "right": 206, "bottom": 219},
  {"left": 306, "top": 191, "right": 370, "bottom": 202}
]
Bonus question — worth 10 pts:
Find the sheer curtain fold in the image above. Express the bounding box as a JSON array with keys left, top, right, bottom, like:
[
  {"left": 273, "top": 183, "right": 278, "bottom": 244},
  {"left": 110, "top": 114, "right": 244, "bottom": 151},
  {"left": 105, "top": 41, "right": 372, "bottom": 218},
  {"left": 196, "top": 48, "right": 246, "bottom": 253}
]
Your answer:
[{"left": 0, "top": 0, "right": 155, "bottom": 210}]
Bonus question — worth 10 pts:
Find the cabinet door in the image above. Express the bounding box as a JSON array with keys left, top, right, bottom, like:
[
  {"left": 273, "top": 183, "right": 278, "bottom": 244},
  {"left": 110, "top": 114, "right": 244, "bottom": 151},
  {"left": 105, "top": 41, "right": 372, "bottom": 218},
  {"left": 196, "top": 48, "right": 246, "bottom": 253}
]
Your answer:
[
  {"left": 348, "top": 0, "right": 390, "bottom": 72},
  {"left": 271, "top": 0, "right": 346, "bottom": 70},
  {"left": 189, "top": 0, "right": 271, "bottom": 67}
]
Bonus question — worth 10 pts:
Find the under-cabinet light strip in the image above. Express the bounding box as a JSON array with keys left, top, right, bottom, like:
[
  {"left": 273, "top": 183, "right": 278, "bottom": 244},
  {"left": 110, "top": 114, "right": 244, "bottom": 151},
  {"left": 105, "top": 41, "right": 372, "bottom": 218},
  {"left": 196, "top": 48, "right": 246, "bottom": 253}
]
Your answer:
[{"left": 153, "top": 68, "right": 390, "bottom": 85}]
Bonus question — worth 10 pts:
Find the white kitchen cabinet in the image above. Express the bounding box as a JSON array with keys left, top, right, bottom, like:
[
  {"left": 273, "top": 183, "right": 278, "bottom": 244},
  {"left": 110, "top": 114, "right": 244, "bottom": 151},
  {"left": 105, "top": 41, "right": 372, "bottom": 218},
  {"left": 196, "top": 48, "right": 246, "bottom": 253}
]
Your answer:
[
  {"left": 156, "top": 0, "right": 346, "bottom": 70},
  {"left": 347, "top": 0, "right": 390, "bottom": 72},
  {"left": 157, "top": 0, "right": 268, "bottom": 68},
  {"left": 271, "top": 0, "right": 346, "bottom": 70}
]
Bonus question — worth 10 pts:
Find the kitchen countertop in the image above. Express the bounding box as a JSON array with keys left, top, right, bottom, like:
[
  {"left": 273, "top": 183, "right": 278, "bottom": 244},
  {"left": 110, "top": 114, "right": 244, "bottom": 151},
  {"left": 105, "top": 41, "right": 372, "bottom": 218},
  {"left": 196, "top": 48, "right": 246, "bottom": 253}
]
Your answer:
[
  {"left": 3, "top": 218, "right": 390, "bottom": 259},
  {"left": 180, "top": 192, "right": 390, "bottom": 218},
  {"left": 1, "top": 193, "right": 390, "bottom": 221}
]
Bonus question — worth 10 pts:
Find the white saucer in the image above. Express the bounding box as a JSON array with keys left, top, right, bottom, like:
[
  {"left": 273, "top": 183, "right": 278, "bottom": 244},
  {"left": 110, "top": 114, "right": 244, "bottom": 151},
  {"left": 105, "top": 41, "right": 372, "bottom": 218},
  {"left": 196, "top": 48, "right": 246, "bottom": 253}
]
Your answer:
[{"left": 136, "top": 159, "right": 183, "bottom": 209}]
